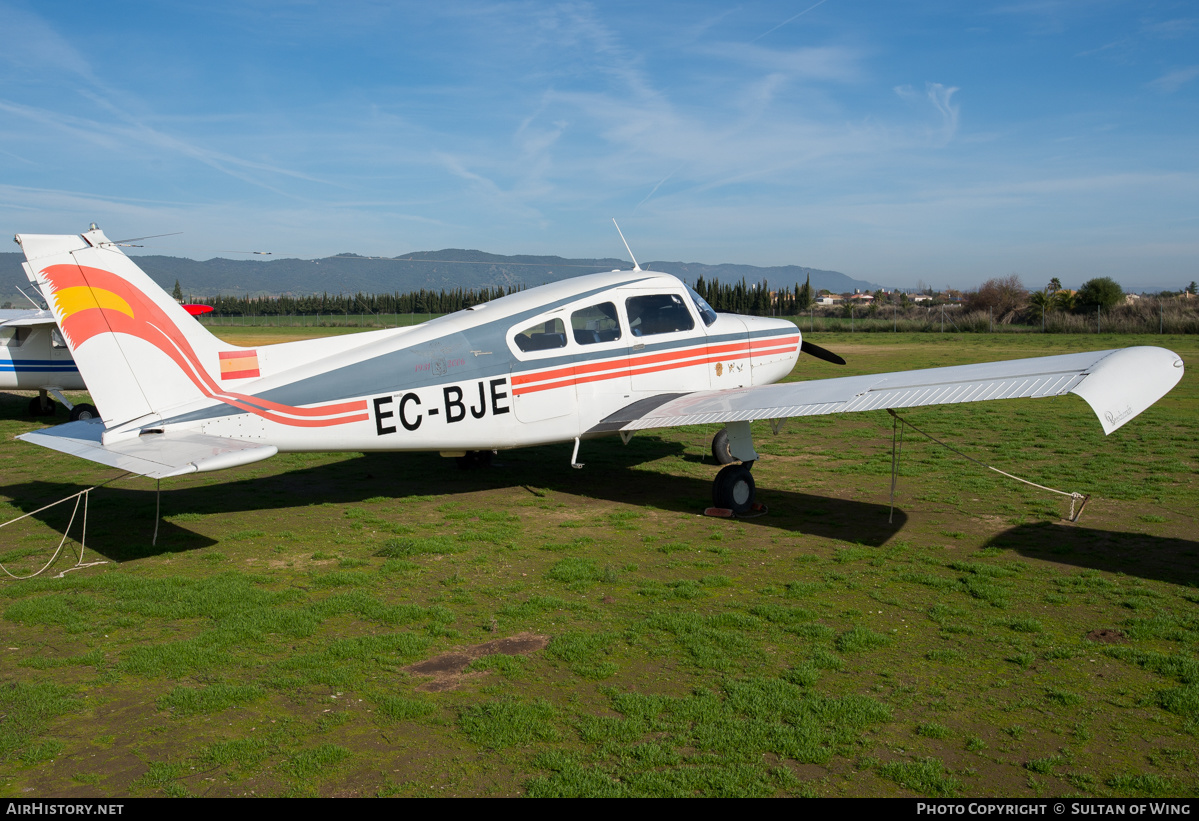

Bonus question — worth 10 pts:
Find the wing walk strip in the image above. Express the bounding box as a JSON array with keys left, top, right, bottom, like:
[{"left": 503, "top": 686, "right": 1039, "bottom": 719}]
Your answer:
[
  {"left": 512, "top": 334, "right": 799, "bottom": 396},
  {"left": 615, "top": 371, "right": 1089, "bottom": 430}
]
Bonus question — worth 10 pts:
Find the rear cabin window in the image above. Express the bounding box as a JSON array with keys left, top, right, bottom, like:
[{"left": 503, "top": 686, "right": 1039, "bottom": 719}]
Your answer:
[
  {"left": 513, "top": 317, "right": 567, "bottom": 352},
  {"left": 625, "top": 293, "right": 695, "bottom": 337},
  {"left": 570, "top": 302, "right": 621, "bottom": 345}
]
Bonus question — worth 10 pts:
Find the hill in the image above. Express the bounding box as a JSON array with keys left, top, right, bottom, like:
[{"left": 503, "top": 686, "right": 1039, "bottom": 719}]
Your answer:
[{"left": 0, "top": 249, "right": 876, "bottom": 305}]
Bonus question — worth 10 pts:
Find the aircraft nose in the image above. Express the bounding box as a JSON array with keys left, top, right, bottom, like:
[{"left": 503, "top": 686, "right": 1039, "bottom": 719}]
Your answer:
[{"left": 739, "top": 316, "right": 803, "bottom": 384}]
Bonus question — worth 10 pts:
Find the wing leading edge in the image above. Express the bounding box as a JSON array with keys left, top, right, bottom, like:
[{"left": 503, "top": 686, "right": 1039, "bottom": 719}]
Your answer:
[{"left": 590, "top": 347, "right": 1184, "bottom": 436}]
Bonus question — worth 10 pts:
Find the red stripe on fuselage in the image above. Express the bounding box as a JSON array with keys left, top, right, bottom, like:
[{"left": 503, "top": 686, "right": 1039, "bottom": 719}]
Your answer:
[{"left": 511, "top": 334, "right": 799, "bottom": 396}]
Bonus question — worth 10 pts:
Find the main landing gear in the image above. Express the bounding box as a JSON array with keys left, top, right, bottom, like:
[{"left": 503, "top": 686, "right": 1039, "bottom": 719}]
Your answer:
[
  {"left": 25, "top": 389, "right": 99, "bottom": 421},
  {"left": 713, "top": 463, "right": 755, "bottom": 515},
  {"left": 70, "top": 403, "right": 99, "bottom": 422},
  {"left": 709, "top": 421, "right": 760, "bottom": 515}
]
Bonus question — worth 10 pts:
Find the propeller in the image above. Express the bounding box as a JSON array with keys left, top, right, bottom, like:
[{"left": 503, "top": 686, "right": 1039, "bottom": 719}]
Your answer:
[{"left": 800, "top": 339, "right": 846, "bottom": 366}]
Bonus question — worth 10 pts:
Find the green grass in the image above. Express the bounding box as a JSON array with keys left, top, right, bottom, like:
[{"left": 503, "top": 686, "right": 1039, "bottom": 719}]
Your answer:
[
  {"left": 877, "top": 757, "right": 962, "bottom": 797},
  {"left": 157, "top": 683, "right": 266, "bottom": 717},
  {"left": 2, "top": 332, "right": 1197, "bottom": 796}
]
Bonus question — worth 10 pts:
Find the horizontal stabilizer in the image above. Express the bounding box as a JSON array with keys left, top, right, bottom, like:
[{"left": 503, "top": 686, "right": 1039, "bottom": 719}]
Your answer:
[{"left": 18, "top": 420, "right": 278, "bottom": 479}]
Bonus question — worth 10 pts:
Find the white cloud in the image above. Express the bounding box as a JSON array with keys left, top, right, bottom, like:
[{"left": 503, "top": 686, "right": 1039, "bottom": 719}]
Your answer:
[
  {"left": 894, "top": 82, "right": 960, "bottom": 146},
  {"left": 1148, "top": 65, "right": 1199, "bottom": 93}
]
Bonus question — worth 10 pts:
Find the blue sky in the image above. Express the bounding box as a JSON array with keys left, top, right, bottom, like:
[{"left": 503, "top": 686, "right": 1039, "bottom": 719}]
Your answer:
[{"left": 1, "top": 1, "right": 1195, "bottom": 290}]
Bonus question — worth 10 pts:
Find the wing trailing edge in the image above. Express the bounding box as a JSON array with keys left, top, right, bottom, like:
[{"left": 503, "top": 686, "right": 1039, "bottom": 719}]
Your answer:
[{"left": 591, "top": 347, "right": 1183, "bottom": 435}]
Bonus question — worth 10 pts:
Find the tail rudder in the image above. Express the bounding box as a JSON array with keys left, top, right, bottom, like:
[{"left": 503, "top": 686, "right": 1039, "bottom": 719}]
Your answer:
[{"left": 16, "top": 227, "right": 238, "bottom": 426}]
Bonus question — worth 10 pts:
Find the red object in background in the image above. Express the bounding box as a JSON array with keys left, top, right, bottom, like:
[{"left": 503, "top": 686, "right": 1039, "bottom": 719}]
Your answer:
[{"left": 182, "top": 304, "right": 214, "bottom": 316}]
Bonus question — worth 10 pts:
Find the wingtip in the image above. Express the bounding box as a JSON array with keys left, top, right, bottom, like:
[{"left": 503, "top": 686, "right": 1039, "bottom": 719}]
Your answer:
[{"left": 1071, "top": 346, "right": 1183, "bottom": 434}]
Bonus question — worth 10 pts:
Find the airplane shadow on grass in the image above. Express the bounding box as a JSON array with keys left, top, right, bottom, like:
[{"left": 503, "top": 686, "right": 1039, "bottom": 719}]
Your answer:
[
  {"left": 987, "top": 522, "right": 1199, "bottom": 587},
  {"left": 1, "top": 435, "right": 907, "bottom": 564}
]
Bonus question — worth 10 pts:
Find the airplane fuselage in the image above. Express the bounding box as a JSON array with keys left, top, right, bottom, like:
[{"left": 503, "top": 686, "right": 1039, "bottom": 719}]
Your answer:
[
  {"left": 129, "top": 271, "right": 801, "bottom": 454},
  {"left": 13, "top": 227, "right": 1184, "bottom": 515},
  {"left": 0, "top": 312, "right": 85, "bottom": 392}
]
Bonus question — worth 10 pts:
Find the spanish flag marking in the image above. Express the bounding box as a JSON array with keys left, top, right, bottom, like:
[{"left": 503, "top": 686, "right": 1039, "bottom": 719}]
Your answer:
[{"left": 219, "top": 350, "right": 260, "bottom": 380}]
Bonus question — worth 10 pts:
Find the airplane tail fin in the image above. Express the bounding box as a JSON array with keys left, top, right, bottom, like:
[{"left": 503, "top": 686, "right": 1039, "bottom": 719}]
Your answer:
[{"left": 15, "top": 227, "right": 247, "bottom": 428}]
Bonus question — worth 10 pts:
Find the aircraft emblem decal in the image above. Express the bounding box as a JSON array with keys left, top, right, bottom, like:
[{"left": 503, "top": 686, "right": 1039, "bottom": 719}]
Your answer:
[{"left": 40, "top": 263, "right": 368, "bottom": 428}]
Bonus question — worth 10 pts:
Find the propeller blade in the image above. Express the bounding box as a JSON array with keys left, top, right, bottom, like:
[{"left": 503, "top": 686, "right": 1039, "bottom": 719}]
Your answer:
[{"left": 800, "top": 339, "right": 846, "bottom": 365}]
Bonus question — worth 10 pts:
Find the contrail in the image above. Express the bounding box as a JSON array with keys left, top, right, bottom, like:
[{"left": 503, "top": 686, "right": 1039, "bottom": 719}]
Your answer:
[
  {"left": 633, "top": 166, "right": 682, "bottom": 213},
  {"left": 752, "top": 0, "right": 832, "bottom": 42}
]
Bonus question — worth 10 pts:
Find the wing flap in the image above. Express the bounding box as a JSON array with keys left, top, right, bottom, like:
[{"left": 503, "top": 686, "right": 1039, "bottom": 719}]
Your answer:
[
  {"left": 593, "top": 347, "right": 1183, "bottom": 434},
  {"left": 17, "top": 420, "right": 278, "bottom": 479}
]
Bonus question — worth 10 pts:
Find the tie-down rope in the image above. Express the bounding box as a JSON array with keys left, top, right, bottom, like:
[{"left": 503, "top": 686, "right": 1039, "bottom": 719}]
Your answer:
[
  {"left": 887, "top": 409, "right": 1089, "bottom": 525},
  {"left": 0, "top": 472, "right": 134, "bottom": 579}
]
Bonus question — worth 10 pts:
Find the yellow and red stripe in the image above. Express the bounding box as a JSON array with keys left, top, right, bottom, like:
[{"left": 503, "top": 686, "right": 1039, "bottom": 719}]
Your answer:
[{"left": 40, "top": 262, "right": 368, "bottom": 428}]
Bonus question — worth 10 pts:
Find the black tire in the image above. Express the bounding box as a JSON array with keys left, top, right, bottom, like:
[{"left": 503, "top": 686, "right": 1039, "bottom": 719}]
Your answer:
[
  {"left": 712, "top": 464, "right": 755, "bottom": 515},
  {"left": 27, "top": 396, "right": 53, "bottom": 417},
  {"left": 70, "top": 403, "right": 99, "bottom": 422},
  {"left": 711, "top": 428, "right": 737, "bottom": 464}
]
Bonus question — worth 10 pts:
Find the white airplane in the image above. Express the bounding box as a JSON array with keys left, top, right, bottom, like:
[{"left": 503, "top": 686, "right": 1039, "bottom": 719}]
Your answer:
[
  {"left": 0, "top": 308, "right": 97, "bottom": 419},
  {"left": 0, "top": 297, "right": 208, "bottom": 420},
  {"left": 11, "top": 226, "right": 1186, "bottom": 514}
]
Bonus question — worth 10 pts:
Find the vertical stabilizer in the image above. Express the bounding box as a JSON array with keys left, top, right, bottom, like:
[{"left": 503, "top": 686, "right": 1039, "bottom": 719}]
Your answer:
[{"left": 16, "top": 227, "right": 240, "bottom": 428}]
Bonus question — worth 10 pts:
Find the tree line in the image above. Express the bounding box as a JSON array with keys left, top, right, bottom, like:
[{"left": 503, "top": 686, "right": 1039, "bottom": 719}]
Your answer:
[
  {"left": 184, "top": 285, "right": 525, "bottom": 317},
  {"left": 188, "top": 276, "right": 817, "bottom": 317},
  {"left": 184, "top": 273, "right": 1198, "bottom": 333},
  {"left": 691, "top": 276, "right": 813, "bottom": 315},
  {"left": 962, "top": 275, "right": 1198, "bottom": 323}
]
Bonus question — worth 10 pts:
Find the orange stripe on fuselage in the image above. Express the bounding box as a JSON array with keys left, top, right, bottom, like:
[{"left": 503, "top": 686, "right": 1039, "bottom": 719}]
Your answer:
[{"left": 511, "top": 335, "right": 799, "bottom": 396}]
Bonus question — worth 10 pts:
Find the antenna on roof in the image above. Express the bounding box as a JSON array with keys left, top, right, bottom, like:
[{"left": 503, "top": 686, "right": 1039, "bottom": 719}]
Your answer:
[{"left": 612, "top": 219, "right": 641, "bottom": 272}]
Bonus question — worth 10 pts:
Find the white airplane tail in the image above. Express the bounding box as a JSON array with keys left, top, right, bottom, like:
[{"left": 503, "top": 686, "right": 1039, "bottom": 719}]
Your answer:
[{"left": 15, "top": 227, "right": 250, "bottom": 427}]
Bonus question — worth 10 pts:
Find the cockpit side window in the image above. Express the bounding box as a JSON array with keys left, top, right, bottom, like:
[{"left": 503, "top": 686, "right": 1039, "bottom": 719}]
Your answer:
[
  {"left": 625, "top": 293, "right": 695, "bottom": 337},
  {"left": 0, "top": 327, "right": 26, "bottom": 348},
  {"left": 685, "top": 284, "right": 718, "bottom": 327},
  {"left": 50, "top": 328, "right": 68, "bottom": 349},
  {"left": 570, "top": 302, "right": 621, "bottom": 345},
  {"left": 513, "top": 317, "right": 568, "bottom": 352}
]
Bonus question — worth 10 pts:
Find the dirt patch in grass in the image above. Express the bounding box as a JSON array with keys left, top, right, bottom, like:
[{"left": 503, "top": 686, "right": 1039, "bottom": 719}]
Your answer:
[
  {"left": 406, "top": 633, "right": 549, "bottom": 691},
  {"left": 1087, "top": 628, "right": 1127, "bottom": 644}
]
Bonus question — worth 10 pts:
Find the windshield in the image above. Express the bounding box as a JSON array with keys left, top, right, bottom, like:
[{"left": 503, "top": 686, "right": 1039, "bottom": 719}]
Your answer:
[{"left": 685, "top": 284, "right": 718, "bottom": 327}]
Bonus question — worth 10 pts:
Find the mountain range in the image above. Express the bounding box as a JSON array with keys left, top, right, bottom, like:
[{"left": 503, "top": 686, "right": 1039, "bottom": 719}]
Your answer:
[{"left": 0, "top": 248, "right": 878, "bottom": 305}]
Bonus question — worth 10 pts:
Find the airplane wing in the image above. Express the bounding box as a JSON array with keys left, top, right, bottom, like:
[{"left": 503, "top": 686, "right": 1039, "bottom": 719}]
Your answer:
[
  {"left": 17, "top": 420, "right": 278, "bottom": 479},
  {"left": 590, "top": 346, "right": 1184, "bottom": 437},
  {"left": 0, "top": 310, "right": 57, "bottom": 328}
]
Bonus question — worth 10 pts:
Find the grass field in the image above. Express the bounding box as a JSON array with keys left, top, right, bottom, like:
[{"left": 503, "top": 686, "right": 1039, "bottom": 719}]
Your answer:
[{"left": 1, "top": 330, "right": 1196, "bottom": 797}]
